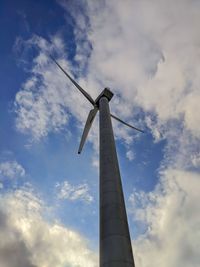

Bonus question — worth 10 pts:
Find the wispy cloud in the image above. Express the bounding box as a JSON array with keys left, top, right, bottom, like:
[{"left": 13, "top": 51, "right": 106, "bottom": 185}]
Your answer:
[
  {"left": 0, "top": 161, "right": 25, "bottom": 180},
  {"left": 126, "top": 150, "right": 135, "bottom": 161},
  {"left": 14, "top": 36, "right": 70, "bottom": 141},
  {"left": 55, "top": 180, "right": 93, "bottom": 204}
]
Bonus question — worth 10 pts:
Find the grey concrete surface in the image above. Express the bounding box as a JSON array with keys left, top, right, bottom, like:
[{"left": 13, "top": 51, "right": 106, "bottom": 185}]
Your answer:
[{"left": 99, "top": 96, "right": 135, "bottom": 267}]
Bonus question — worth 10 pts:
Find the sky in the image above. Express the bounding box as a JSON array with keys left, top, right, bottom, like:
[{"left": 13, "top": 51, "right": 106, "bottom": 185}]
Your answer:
[{"left": 0, "top": 0, "right": 200, "bottom": 266}]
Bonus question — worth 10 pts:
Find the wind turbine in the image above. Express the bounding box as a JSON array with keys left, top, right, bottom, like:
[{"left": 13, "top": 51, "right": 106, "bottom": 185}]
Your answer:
[{"left": 51, "top": 56, "right": 143, "bottom": 267}]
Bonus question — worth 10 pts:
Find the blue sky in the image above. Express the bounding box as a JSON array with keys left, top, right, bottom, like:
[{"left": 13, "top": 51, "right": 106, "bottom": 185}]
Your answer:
[{"left": 0, "top": 1, "right": 200, "bottom": 267}]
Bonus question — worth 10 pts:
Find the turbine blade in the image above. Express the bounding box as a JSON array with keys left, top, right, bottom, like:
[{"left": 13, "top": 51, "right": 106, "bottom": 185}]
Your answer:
[
  {"left": 78, "top": 107, "right": 98, "bottom": 154},
  {"left": 50, "top": 55, "right": 95, "bottom": 106},
  {"left": 110, "top": 114, "right": 144, "bottom": 133}
]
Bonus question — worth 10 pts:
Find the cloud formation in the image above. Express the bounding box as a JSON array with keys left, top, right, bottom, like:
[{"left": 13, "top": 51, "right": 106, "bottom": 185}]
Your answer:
[
  {"left": 60, "top": 0, "right": 200, "bottom": 142},
  {"left": 130, "top": 168, "right": 200, "bottom": 267},
  {"left": 14, "top": 36, "right": 70, "bottom": 141},
  {"left": 0, "top": 161, "right": 25, "bottom": 179},
  {"left": 0, "top": 161, "right": 25, "bottom": 188},
  {"left": 56, "top": 180, "right": 93, "bottom": 203},
  {"left": 0, "top": 186, "right": 97, "bottom": 267},
  {"left": 0, "top": 210, "right": 36, "bottom": 267}
]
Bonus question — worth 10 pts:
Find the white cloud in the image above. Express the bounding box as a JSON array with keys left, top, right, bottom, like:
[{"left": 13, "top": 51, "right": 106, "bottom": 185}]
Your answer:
[
  {"left": 191, "top": 153, "right": 200, "bottom": 168},
  {"left": 129, "top": 168, "right": 200, "bottom": 267},
  {"left": 126, "top": 150, "right": 135, "bottom": 161},
  {"left": 14, "top": 38, "right": 70, "bottom": 141},
  {"left": 82, "top": 0, "right": 200, "bottom": 134},
  {"left": 0, "top": 185, "right": 97, "bottom": 267},
  {"left": 0, "top": 161, "right": 25, "bottom": 180},
  {"left": 61, "top": 0, "right": 200, "bottom": 140},
  {"left": 56, "top": 180, "right": 93, "bottom": 203}
]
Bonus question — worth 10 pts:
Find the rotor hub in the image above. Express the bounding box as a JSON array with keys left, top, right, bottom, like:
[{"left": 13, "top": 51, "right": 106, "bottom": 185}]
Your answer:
[{"left": 95, "top": 88, "right": 114, "bottom": 107}]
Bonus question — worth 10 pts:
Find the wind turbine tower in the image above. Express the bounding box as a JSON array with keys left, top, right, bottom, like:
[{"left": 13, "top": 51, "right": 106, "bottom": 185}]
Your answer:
[{"left": 51, "top": 56, "right": 143, "bottom": 267}]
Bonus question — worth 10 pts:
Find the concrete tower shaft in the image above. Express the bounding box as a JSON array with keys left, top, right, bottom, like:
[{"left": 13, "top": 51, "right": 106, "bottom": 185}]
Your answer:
[{"left": 99, "top": 96, "right": 135, "bottom": 267}]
